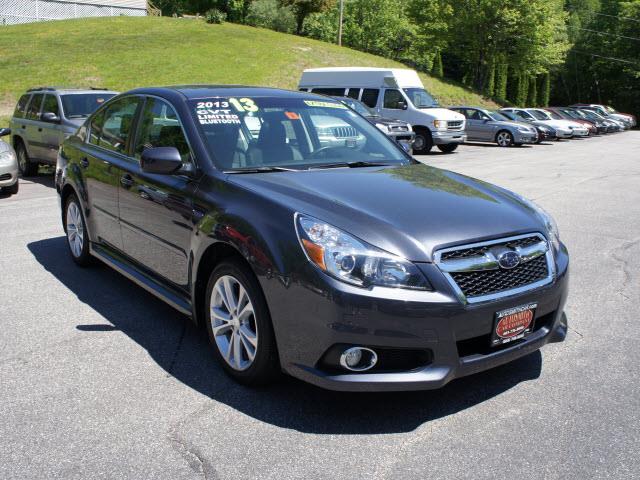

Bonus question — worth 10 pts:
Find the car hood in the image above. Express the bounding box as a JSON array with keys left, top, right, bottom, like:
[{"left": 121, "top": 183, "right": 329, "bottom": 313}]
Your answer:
[
  {"left": 368, "top": 115, "right": 410, "bottom": 127},
  {"left": 228, "top": 164, "right": 545, "bottom": 262},
  {"left": 489, "top": 120, "right": 534, "bottom": 131},
  {"left": 419, "top": 108, "right": 465, "bottom": 122}
]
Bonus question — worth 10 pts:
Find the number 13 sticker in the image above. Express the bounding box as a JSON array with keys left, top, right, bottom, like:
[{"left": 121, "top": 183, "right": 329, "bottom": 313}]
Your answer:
[{"left": 229, "top": 98, "right": 259, "bottom": 113}]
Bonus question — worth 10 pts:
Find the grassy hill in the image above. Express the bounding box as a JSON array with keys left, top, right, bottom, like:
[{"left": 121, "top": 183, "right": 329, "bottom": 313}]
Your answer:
[{"left": 0, "top": 16, "right": 497, "bottom": 126}]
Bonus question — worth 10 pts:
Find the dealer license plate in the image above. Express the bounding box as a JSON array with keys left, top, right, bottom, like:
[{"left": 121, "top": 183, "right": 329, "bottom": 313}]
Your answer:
[{"left": 491, "top": 303, "right": 537, "bottom": 347}]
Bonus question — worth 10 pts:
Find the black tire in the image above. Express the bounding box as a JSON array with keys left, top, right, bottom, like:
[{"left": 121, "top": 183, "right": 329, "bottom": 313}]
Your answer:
[
  {"left": 437, "top": 143, "right": 458, "bottom": 153},
  {"left": 412, "top": 129, "right": 433, "bottom": 154},
  {"left": 205, "top": 258, "right": 280, "bottom": 386},
  {"left": 495, "top": 130, "right": 514, "bottom": 147},
  {"left": 16, "top": 142, "right": 38, "bottom": 177},
  {"left": 8, "top": 181, "right": 19, "bottom": 195},
  {"left": 64, "top": 193, "right": 93, "bottom": 266}
]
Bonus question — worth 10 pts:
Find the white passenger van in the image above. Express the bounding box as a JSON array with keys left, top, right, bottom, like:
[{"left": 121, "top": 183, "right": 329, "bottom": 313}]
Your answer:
[{"left": 298, "top": 67, "right": 466, "bottom": 154}]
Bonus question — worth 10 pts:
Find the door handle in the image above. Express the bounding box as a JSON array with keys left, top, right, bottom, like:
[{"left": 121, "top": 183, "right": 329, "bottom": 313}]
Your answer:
[
  {"left": 80, "top": 158, "right": 89, "bottom": 168},
  {"left": 21, "top": 125, "right": 26, "bottom": 129},
  {"left": 38, "top": 127, "right": 43, "bottom": 132},
  {"left": 120, "top": 174, "right": 134, "bottom": 188}
]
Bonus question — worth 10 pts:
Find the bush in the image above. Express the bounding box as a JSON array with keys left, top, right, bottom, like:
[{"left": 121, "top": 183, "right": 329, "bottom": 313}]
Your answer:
[
  {"left": 205, "top": 8, "right": 227, "bottom": 24},
  {"left": 246, "top": 0, "right": 296, "bottom": 33}
]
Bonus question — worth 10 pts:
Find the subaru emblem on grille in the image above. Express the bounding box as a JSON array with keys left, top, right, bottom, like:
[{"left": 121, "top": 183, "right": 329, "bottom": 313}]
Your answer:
[{"left": 497, "top": 250, "right": 521, "bottom": 269}]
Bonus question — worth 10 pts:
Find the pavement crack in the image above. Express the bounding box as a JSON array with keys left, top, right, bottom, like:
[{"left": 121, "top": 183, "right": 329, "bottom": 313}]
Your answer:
[
  {"left": 167, "top": 403, "right": 219, "bottom": 480},
  {"left": 608, "top": 237, "right": 640, "bottom": 300}
]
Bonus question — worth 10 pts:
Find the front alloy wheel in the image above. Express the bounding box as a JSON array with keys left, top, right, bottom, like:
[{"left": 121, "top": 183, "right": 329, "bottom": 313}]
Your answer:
[
  {"left": 210, "top": 275, "right": 258, "bottom": 371},
  {"left": 496, "top": 131, "right": 514, "bottom": 147},
  {"left": 205, "top": 259, "right": 279, "bottom": 385}
]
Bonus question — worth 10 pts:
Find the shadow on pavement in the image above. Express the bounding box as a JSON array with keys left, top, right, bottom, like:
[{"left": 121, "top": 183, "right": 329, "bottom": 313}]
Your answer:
[{"left": 29, "top": 236, "right": 542, "bottom": 435}]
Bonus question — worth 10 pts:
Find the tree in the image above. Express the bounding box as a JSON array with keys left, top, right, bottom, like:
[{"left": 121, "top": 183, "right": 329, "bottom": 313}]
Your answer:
[
  {"left": 431, "top": 49, "right": 444, "bottom": 77},
  {"left": 494, "top": 58, "right": 508, "bottom": 101},
  {"left": 527, "top": 75, "right": 537, "bottom": 106},
  {"left": 246, "top": 0, "right": 296, "bottom": 32},
  {"left": 280, "top": 0, "right": 335, "bottom": 34},
  {"left": 539, "top": 72, "right": 550, "bottom": 106}
]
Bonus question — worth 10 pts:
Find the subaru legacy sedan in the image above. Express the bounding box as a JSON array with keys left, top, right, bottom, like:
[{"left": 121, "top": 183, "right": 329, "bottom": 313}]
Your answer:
[{"left": 56, "top": 86, "right": 568, "bottom": 391}]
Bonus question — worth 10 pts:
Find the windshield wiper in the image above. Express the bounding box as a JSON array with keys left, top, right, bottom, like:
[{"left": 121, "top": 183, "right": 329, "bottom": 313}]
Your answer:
[
  {"left": 224, "top": 166, "right": 298, "bottom": 174},
  {"left": 308, "top": 161, "right": 393, "bottom": 170},
  {"left": 67, "top": 114, "right": 88, "bottom": 119}
]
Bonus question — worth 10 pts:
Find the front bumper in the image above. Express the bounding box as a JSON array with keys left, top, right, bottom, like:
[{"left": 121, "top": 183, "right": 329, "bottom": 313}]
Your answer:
[
  {"left": 0, "top": 163, "right": 19, "bottom": 187},
  {"left": 267, "top": 244, "right": 569, "bottom": 392},
  {"left": 571, "top": 128, "right": 589, "bottom": 137},
  {"left": 432, "top": 130, "right": 467, "bottom": 145},
  {"left": 514, "top": 131, "right": 538, "bottom": 144},
  {"left": 556, "top": 129, "right": 573, "bottom": 139},
  {"left": 387, "top": 131, "right": 416, "bottom": 153}
]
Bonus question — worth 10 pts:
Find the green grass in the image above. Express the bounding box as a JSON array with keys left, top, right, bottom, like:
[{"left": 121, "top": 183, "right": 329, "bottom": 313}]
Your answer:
[{"left": 0, "top": 16, "right": 497, "bottom": 126}]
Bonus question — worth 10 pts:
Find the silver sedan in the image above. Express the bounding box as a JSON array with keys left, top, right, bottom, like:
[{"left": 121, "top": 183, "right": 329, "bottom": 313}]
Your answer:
[
  {"left": 450, "top": 107, "right": 538, "bottom": 147},
  {"left": 0, "top": 128, "right": 19, "bottom": 196}
]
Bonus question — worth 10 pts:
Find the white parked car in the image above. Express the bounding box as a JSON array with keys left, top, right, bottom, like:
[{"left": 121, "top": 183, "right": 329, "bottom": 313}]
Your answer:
[
  {"left": 500, "top": 108, "right": 574, "bottom": 139},
  {"left": 526, "top": 108, "right": 589, "bottom": 137},
  {"left": 299, "top": 67, "right": 466, "bottom": 154},
  {"left": 0, "top": 128, "right": 19, "bottom": 196}
]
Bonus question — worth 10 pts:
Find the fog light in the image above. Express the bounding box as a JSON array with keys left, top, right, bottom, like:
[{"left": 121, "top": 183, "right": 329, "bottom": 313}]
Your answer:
[{"left": 339, "top": 346, "right": 378, "bottom": 372}]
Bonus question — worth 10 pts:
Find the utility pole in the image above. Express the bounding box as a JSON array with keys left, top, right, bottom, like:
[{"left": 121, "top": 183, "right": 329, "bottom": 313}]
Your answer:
[{"left": 338, "top": 0, "right": 344, "bottom": 46}]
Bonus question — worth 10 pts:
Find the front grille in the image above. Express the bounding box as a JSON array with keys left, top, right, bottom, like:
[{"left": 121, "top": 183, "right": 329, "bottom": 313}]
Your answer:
[
  {"left": 447, "top": 120, "right": 464, "bottom": 130},
  {"left": 441, "top": 236, "right": 540, "bottom": 261},
  {"left": 0, "top": 173, "right": 12, "bottom": 181},
  {"left": 332, "top": 126, "right": 358, "bottom": 138},
  {"left": 450, "top": 255, "right": 549, "bottom": 298}
]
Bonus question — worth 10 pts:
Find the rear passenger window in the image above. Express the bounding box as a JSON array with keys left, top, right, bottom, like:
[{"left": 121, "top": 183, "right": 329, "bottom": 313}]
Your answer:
[
  {"left": 14, "top": 94, "right": 31, "bottom": 119},
  {"left": 360, "top": 89, "right": 379, "bottom": 108},
  {"left": 42, "top": 95, "right": 59, "bottom": 116},
  {"left": 134, "top": 97, "right": 191, "bottom": 163},
  {"left": 311, "top": 88, "right": 346, "bottom": 96},
  {"left": 99, "top": 96, "right": 141, "bottom": 154},
  {"left": 26, "top": 94, "right": 44, "bottom": 120}
]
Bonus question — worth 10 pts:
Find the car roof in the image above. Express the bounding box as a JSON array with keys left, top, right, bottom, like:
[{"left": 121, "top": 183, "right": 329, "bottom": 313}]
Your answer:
[
  {"left": 126, "top": 85, "right": 323, "bottom": 100},
  {"left": 26, "top": 87, "right": 117, "bottom": 94}
]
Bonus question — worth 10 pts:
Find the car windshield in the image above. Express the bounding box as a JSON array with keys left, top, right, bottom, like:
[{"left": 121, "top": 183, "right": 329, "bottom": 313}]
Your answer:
[
  {"left": 488, "top": 111, "right": 511, "bottom": 121},
  {"left": 499, "top": 111, "right": 517, "bottom": 121},
  {"left": 340, "top": 98, "right": 375, "bottom": 117},
  {"left": 191, "top": 96, "right": 409, "bottom": 171},
  {"left": 403, "top": 88, "right": 438, "bottom": 108},
  {"left": 547, "top": 110, "right": 564, "bottom": 120},
  {"left": 529, "top": 110, "right": 550, "bottom": 120},
  {"left": 60, "top": 93, "right": 116, "bottom": 118}
]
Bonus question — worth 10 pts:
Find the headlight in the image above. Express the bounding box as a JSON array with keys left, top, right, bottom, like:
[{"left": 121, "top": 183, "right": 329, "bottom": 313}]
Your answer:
[
  {"left": 517, "top": 126, "right": 530, "bottom": 133},
  {"left": 375, "top": 123, "right": 389, "bottom": 133},
  {"left": 511, "top": 194, "right": 560, "bottom": 251},
  {"left": 0, "top": 150, "right": 16, "bottom": 167},
  {"left": 433, "top": 120, "right": 448, "bottom": 131},
  {"left": 296, "top": 214, "right": 431, "bottom": 290}
]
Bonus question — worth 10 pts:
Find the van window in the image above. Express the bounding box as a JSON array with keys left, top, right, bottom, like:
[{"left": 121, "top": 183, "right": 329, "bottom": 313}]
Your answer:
[
  {"left": 311, "top": 88, "right": 347, "bottom": 96},
  {"left": 346, "top": 88, "right": 360, "bottom": 99},
  {"left": 26, "top": 94, "right": 44, "bottom": 120},
  {"left": 383, "top": 89, "right": 404, "bottom": 109},
  {"left": 14, "top": 94, "right": 31, "bottom": 119},
  {"left": 360, "top": 89, "right": 379, "bottom": 108},
  {"left": 42, "top": 95, "right": 60, "bottom": 116}
]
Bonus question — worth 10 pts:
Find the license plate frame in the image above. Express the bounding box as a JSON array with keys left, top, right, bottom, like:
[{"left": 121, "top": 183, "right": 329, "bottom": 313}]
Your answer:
[{"left": 491, "top": 303, "right": 537, "bottom": 347}]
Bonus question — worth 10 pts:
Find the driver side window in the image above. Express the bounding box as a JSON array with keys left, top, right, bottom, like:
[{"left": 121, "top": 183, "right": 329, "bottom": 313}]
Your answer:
[
  {"left": 134, "top": 97, "right": 191, "bottom": 164},
  {"left": 383, "top": 89, "right": 404, "bottom": 109}
]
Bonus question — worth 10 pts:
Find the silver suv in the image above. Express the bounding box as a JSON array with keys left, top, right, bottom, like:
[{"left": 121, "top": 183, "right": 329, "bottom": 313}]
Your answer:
[{"left": 10, "top": 87, "right": 117, "bottom": 176}]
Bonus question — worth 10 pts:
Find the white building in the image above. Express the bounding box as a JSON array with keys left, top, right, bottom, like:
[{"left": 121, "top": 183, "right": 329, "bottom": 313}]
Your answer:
[{"left": 0, "top": 0, "right": 155, "bottom": 25}]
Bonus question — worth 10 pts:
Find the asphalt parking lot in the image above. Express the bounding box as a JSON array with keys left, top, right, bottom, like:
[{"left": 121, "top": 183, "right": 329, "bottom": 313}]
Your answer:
[{"left": 1, "top": 133, "right": 639, "bottom": 480}]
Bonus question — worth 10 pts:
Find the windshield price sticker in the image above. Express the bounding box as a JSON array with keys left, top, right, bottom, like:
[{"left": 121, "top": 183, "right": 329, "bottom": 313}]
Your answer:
[
  {"left": 304, "top": 100, "right": 347, "bottom": 109},
  {"left": 195, "top": 99, "right": 241, "bottom": 125}
]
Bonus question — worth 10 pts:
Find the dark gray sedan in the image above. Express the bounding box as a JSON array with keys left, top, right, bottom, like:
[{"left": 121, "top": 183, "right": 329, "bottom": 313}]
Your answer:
[{"left": 450, "top": 107, "right": 538, "bottom": 147}]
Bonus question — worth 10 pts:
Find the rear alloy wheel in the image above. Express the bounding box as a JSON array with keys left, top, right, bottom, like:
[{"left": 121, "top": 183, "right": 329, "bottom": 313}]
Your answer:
[
  {"left": 16, "top": 143, "right": 37, "bottom": 177},
  {"left": 412, "top": 130, "right": 433, "bottom": 154},
  {"left": 437, "top": 144, "right": 458, "bottom": 153},
  {"left": 496, "top": 130, "right": 514, "bottom": 147},
  {"left": 65, "top": 194, "right": 92, "bottom": 266},
  {"left": 205, "top": 259, "right": 279, "bottom": 385}
]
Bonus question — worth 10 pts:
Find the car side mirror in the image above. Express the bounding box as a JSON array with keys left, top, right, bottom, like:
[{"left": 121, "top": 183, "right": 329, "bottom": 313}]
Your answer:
[
  {"left": 398, "top": 101, "right": 408, "bottom": 110},
  {"left": 141, "top": 147, "right": 183, "bottom": 175},
  {"left": 0, "top": 127, "right": 11, "bottom": 137},
  {"left": 41, "top": 112, "right": 60, "bottom": 123}
]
